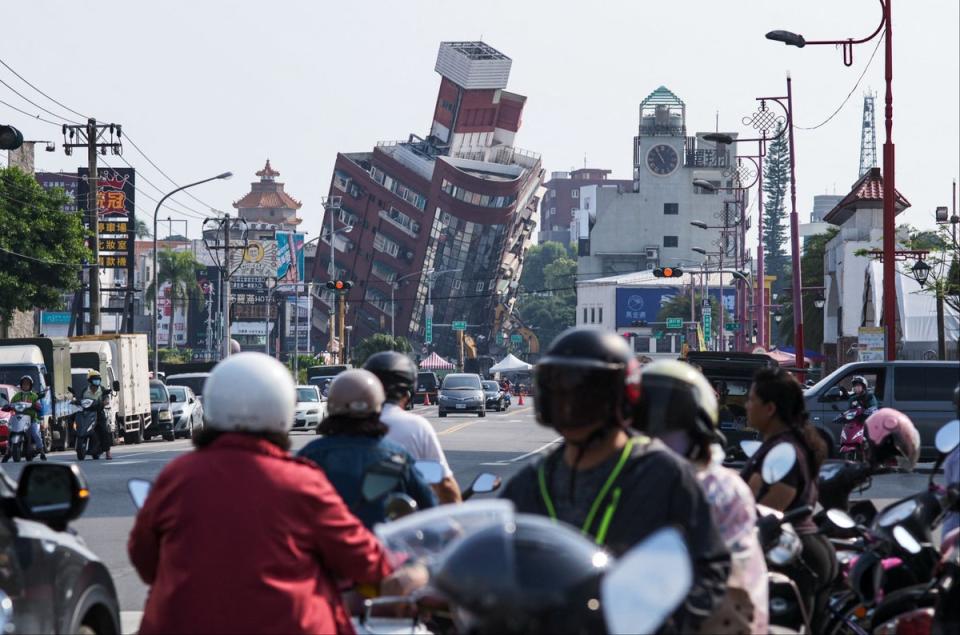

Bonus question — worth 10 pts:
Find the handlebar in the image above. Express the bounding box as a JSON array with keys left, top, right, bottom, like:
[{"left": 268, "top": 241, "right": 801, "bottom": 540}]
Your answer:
[{"left": 781, "top": 505, "right": 814, "bottom": 525}]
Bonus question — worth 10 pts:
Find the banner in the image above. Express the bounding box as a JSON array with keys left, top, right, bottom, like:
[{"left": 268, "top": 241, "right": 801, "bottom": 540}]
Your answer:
[
  {"left": 77, "top": 167, "right": 136, "bottom": 271},
  {"left": 157, "top": 282, "right": 188, "bottom": 346},
  {"left": 615, "top": 286, "right": 735, "bottom": 328},
  {"left": 276, "top": 232, "right": 305, "bottom": 284},
  {"left": 857, "top": 327, "right": 885, "bottom": 362}
]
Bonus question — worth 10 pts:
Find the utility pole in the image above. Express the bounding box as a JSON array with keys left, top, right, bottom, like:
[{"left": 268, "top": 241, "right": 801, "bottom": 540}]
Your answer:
[
  {"left": 338, "top": 292, "right": 346, "bottom": 365},
  {"left": 202, "top": 213, "right": 248, "bottom": 360}
]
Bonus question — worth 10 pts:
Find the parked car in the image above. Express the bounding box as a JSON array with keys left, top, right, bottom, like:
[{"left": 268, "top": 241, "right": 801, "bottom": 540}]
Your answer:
[
  {"left": 167, "top": 385, "right": 203, "bottom": 439},
  {"left": 147, "top": 380, "right": 175, "bottom": 442},
  {"left": 0, "top": 463, "right": 121, "bottom": 633},
  {"left": 438, "top": 373, "right": 486, "bottom": 418},
  {"left": 482, "top": 380, "right": 508, "bottom": 412},
  {"left": 293, "top": 385, "right": 325, "bottom": 431},
  {"left": 804, "top": 360, "right": 959, "bottom": 460},
  {"left": 165, "top": 372, "right": 211, "bottom": 405},
  {"left": 414, "top": 371, "right": 440, "bottom": 405}
]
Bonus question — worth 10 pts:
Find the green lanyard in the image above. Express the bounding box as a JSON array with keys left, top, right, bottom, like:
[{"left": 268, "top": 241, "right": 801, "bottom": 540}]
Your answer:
[{"left": 537, "top": 436, "right": 646, "bottom": 546}]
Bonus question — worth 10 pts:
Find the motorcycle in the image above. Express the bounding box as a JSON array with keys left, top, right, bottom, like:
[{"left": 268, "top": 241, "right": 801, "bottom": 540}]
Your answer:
[
  {"left": 74, "top": 398, "right": 102, "bottom": 461},
  {"left": 834, "top": 406, "right": 870, "bottom": 463},
  {"left": 5, "top": 402, "right": 37, "bottom": 462}
]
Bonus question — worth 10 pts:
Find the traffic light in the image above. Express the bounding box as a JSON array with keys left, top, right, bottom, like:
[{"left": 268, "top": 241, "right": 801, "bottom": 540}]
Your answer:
[
  {"left": 653, "top": 267, "right": 684, "bottom": 278},
  {"left": 326, "top": 280, "right": 353, "bottom": 291},
  {"left": 0, "top": 125, "right": 24, "bottom": 151}
]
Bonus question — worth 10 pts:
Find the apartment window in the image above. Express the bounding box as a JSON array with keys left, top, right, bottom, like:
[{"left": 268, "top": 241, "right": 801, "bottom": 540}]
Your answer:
[
  {"left": 370, "top": 260, "right": 398, "bottom": 284},
  {"left": 476, "top": 281, "right": 485, "bottom": 293},
  {"left": 598, "top": 307, "right": 603, "bottom": 323},
  {"left": 664, "top": 236, "right": 679, "bottom": 248},
  {"left": 571, "top": 189, "right": 579, "bottom": 199},
  {"left": 549, "top": 190, "right": 556, "bottom": 199},
  {"left": 373, "top": 232, "right": 400, "bottom": 258},
  {"left": 549, "top": 207, "right": 556, "bottom": 217},
  {"left": 590, "top": 307, "right": 596, "bottom": 323},
  {"left": 583, "top": 307, "right": 588, "bottom": 323},
  {"left": 453, "top": 278, "right": 462, "bottom": 290},
  {"left": 664, "top": 203, "right": 679, "bottom": 215},
  {"left": 694, "top": 180, "right": 721, "bottom": 195}
]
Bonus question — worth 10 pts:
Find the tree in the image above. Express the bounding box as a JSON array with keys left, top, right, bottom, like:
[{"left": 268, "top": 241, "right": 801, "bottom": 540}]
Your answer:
[
  {"left": 657, "top": 289, "right": 723, "bottom": 349},
  {"left": 904, "top": 225, "right": 960, "bottom": 315},
  {"left": 350, "top": 334, "right": 412, "bottom": 366},
  {"left": 763, "top": 123, "right": 791, "bottom": 318},
  {"left": 0, "top": 166, "right": 89, "bottom": 326},
  {"left": 146, "top": 249, "right": 202, "bottom": 348},
  {"left": 135, "top": 218, "right": 151, "bottom": 238},
  {"left": 516, "top": 242, "right": 577, "bottom": 349},
  {"left": 778, "top": 228, "right": 838, "bottom": 353},
  {"left": 519, "top": 241, "right": 575, "bottom": 293}
]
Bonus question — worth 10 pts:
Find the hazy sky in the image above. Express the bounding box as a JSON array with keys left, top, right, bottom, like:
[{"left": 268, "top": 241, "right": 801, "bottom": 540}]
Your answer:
[{"left": 4, "top": 0, "right": 958, "bottom": 245}]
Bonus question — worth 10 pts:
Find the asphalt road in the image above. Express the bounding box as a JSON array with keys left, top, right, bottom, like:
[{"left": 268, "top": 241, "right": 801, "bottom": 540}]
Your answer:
[{"left": 0, "top": 399, "right": 945, "bottom": 634}]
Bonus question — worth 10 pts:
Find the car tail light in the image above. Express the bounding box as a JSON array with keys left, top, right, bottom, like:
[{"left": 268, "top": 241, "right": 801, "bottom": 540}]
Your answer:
[{"left": 873, "top": 608, "right": 934, "bottom": 635}]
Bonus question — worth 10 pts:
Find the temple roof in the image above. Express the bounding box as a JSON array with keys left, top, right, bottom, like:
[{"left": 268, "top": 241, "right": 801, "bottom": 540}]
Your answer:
[
  {"left": 823, "top": 167, "right": 910, "bottom": 225},
  {"left": 233, "top": 160, "right": 302, "bottom": 210}
]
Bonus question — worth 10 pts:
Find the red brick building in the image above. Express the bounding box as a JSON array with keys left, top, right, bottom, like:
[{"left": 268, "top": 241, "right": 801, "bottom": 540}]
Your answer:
[
  {"left": 311, "top": 42, "right": 544, "bottom": 358},
  {"left": 539, "top": 168, "right": 632, "bottom": 245}
]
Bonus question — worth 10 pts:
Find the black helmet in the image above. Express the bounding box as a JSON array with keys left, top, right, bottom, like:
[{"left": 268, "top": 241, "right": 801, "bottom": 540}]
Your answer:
[
  {"left": 432, "top": 514, "right": 610, "bottom": 635},
  {"left": 363, "top": 351, "right": 417, "bottom": 401},
  {"left": 633, "top": 359, "right": 720, "bottom": 456},
  {"left": 534, "top": 328, "right": 641, "bottom": 430}
]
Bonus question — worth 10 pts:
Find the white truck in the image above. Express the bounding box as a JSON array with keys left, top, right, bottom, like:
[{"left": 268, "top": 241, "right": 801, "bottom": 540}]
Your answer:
[{"left": 69, "top": 334, "right": 152, "bottom": 445}]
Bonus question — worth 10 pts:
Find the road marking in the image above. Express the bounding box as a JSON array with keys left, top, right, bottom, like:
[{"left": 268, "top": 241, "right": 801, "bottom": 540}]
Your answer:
[
  {"left": 121, "top": 611, "right": 143, "bottom": 635},
  {"left": 438, "top": 421, "right": 477, "bottom": 436},
  {"left": 480, "top": 436, "right": 562, "bottom": 466}
]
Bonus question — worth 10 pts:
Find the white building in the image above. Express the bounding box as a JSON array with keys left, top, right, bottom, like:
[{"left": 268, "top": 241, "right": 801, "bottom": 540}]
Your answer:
[{"left": 577, "top": 87, "right": 741, "bottom": 279}]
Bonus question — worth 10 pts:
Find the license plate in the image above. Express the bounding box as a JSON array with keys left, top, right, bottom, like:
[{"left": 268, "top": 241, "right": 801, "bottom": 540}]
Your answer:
[{"left": 456, "top": 404, "right": 466, "bottom": 409}]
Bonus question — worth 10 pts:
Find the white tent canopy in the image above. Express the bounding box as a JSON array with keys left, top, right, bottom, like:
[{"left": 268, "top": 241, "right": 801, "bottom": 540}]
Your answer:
[
  {"left": 420, "top": 351, "right": 455, "bottom": 370},
  {"left": 488, "top": 353, "right": 533, "bottom": 373}
]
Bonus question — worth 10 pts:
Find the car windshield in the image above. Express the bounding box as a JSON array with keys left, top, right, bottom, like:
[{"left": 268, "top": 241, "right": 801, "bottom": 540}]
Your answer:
[
  {"left": 167, "top": 386, "right": 187, "bottom": 401},
  {"left": 297, "top": 388, "right": 319, "bottom": 402},
  {"left": 0, "top": 366, "right": 41, "bottom": 390},
  {"left": 150, "top": 385, "right": 167, "bottom": 402},
  {"left": 443, "top": 375, "right": 481, "bottom": 390},
  {"left": 482, "top": 381, "right": 499, "bottom": 391},
  {"left": 167, "top": 376, "right": 207, "bottom": 397}
]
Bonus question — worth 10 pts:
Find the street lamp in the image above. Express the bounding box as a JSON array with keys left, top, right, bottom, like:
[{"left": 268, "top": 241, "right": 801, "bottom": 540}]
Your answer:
[
  {"left": 391, "top": 270, "right": 423, "bottom": 339},
  {"left": 702, "top": 133, "right": 735, "bottom": 145},
  {"left": 692, "top": 179, "right": 718, "bottom": 192},
  {"left": 152, "top": 171, "right": 232, "bottom": 373},
  {"left": 911, "top": 259, "right": 931, "bottom": 287},
  {"left": 263, "top": 276, "right": 277, "bottom": 355}
]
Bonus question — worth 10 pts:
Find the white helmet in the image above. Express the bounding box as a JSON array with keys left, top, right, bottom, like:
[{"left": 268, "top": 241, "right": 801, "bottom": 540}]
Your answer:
[{"left": 203, "top": 352, "right": 295, "bottom": 433}]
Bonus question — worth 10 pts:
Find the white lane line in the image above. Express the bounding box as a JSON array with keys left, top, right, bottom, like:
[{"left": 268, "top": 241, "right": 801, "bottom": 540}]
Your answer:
[
  {"left": 121, "top": 611, "right": 143, "bottom": 635},
  {"left": 480, "top": 436, "right": 562, "bottom": 466}
]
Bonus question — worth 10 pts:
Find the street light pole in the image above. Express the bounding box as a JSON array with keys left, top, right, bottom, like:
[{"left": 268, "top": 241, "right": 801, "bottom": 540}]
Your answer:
[
  {"left": 152, "top": 171, "right": 232, "bottom": 374},
  {"left": 785, "top": 76, "right": 805, "bottom": 375},
  {"left": 391, "top": 270, "right": 422, "bottom": 339}
]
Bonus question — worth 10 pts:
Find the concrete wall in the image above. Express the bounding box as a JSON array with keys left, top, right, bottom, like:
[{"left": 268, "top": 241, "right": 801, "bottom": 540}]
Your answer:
[{"left": 0, "top": 310, "right": 36, "bottom": 338}]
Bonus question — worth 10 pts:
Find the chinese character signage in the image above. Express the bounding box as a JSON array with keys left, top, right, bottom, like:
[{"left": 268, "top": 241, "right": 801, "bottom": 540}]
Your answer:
[
  {"left": 78, "top": 167, "right": 136, "bottom": 272},
  {"left": 615, "top": 287, "right": 735, "bottom": 328}
]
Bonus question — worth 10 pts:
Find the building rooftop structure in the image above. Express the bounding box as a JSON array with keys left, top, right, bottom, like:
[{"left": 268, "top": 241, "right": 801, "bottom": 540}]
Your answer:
[
  {"left": 823, "top": 167, "right": 910, "bottom": 225},
  {"left": 233, "top": 160, "right": 302, "bottom": 226}
]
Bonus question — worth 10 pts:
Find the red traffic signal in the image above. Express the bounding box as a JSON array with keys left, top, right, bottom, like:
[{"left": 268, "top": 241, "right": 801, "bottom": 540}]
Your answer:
[
  {"left": 326, "top": 280, "right": 353, "bottom": 291},
  {"left": 653, "top": 267, "right": 684, "bottom": 278}
]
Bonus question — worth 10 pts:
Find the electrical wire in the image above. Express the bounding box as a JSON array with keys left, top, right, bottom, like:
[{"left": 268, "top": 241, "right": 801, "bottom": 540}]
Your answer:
[
  {"left": 793, "top": 30, "right": 885, "bottom": 131},
  {"left": 0, "top": 96, "right": 62, "bottom": 127},
  {"left": 0, "top": 76, "right": 82, "bottom": 125},
  {"left": 0, "top": 57, "right": 90, "bottom": 120},
  {"left": 0, "top": 245, "right": 86, "bottom": 267},
  {"left": 121, "top": 131, "right": 216, "bottom": 210}
]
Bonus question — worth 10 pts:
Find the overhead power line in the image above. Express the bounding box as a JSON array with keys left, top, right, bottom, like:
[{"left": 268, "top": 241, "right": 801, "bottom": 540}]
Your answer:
[
  {"left": 0, "top": 57, "right": 90, "bottom": 119},
  {"left": 0, "top": 76, "right": 82, "bottom": 124}
]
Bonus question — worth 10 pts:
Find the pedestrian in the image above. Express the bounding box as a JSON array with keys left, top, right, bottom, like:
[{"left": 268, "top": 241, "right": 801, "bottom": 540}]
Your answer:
[
  {"left": 298, "top": 369, "right": 436, "bottom": 528},
  {"left": 128, "top": 353, "right": 416, "bottom": 634},
  {"left": 634, "top": 359, "right": 767, "bottom": 634},
  {"left": 741, "top": 367, "right": 836, "bottom": 631},
  {"left": 499, "top": 327, "right": 730, "bottom": 634},
  {"left": 363, "top": 351, "right": 461, "bottom": 503}
]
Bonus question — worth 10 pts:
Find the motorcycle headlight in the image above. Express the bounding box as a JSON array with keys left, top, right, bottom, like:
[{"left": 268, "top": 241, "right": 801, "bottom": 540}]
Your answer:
[{"left": 768, "top": 525, "right": 802, "bottom": 566}]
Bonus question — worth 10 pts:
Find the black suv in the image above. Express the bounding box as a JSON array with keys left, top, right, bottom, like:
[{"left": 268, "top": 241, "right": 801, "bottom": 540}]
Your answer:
[
  {"left": 0, "top": 463, "right": 120, "bottom": 633},
  {"left": 147, "top": 380, "right": 175, "bottom": 442}
]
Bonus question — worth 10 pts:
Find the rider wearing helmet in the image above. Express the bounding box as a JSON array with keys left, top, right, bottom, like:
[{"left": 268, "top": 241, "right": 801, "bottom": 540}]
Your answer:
[
  {"left": 298, "top": 369, "right": 435, "bottom": 528},
  {"left": 849, "top": 375, "right": 879, "bottom": 410},
  {"left": 499, "top": 327, "right": 730, "bottom": 633},
  {"left": 363, "top": 351, "right": 462, "bottom": 503},
  {"left": 82, "top": 369, "right": 113, "bottom": 460},
  {"left": 864, "top": 408, "right": 921, "bottom": 471},
  {"left": 634, "top": 359, "right": 768, "bottom": 634},
  {"left": 2, "top": 375, "right": 46, "bottom": 462},
  {"left": 129, "top": 353, "right": 401, "bottom": 634}
]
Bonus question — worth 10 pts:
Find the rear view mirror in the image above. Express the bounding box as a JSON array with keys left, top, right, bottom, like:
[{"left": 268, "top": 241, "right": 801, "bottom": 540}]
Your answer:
[
  {"left": 603, "top": 528, "right": 692, "bottom": 635},
  {"left": 761, "top": 443, "right": 797, "bottom": 485},
  {"left": 66, "top": 386, "right": 75, "bottom": 396},
  {"left": 384, "top": 493, "right": 418, "bottom": 521},
  {"left": 362, "top": 460, "right": 404, "bottom": 502},
  {"left": 826, "top": 508, "right": 856, "bottom": 530},
  {"left": 113, "top": 380, "right": 120, "bottom": 392},
  {"left": 892, "top": 525, "right": 922, "bottom": 555},
  {"left": 16, "top": 464, "right": 89, "bottom": 530},
  {"left": 128, "top": 479, "right": 152, "bottom": 510},
  {"left": 935, "top": 419, "right": 959, "bottom": 455},
  {"left": 414, "top": 460, "right": 444, "bottom": 485},
  {"left": 740, "top": 440, "right": 762, "bottom": 458},
  {"left": 824, "top": 386, "right": 846, "bottom": 401},
  {"left": 469, "top": 472, "right": 501, "bottom": 494}
]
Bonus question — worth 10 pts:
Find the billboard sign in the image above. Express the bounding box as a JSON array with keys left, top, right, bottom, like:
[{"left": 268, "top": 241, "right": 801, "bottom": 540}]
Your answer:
[
  {"left": 615, "top": 286, "right": 736, "bottom": 328},
  {"left": 78, "top": 167, "right": 136, "bottom": 271},
  {"left": 857, "top": 327, "right": 885, "bottom": 361},
  {"left": 276, "top": 232, "right": 305, "bottom": 284}
]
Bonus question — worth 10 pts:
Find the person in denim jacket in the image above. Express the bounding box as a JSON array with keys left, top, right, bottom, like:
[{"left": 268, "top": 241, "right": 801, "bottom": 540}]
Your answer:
[{"left": 299, "top": 369, "right": 435, "bottom": 528}]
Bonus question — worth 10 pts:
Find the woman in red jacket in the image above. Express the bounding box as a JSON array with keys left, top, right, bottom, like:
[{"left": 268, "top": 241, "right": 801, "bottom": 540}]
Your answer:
[{"left": 128, "top": 352, "right": 398, "bottom": 634}]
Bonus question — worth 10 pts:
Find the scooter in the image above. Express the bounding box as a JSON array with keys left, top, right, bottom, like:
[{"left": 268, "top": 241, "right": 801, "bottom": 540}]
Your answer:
[
  {"left": 74, "top": 398, "right": 102, "bottom": 461},
  {"left": 5, "top": 402, "right": 37, "bottom": 463},
  {"left": 834, "top": 406, "right": 870, "bottom": 462}
]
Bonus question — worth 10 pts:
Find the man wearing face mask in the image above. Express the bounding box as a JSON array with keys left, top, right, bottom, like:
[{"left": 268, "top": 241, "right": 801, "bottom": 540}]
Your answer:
[{"left": 83, "top": 370, "right": 113, "bottom": 460}]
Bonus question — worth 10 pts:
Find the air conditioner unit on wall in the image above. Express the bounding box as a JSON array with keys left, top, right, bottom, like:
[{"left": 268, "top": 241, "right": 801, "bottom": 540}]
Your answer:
[{"left": 645, "top": 248, "right": 659, "bottom": 259}]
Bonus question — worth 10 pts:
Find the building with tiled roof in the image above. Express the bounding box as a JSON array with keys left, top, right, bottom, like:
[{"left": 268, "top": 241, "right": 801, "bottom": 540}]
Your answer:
[
  {"left": 822, "top": 167, "right": 910, "bottom": 225},
  {"left": 232, "top": 160, "right": 302, "bottom": 228}
]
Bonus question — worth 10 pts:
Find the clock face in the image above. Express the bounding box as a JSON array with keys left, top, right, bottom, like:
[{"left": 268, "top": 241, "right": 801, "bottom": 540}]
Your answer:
[{"left": 646, "top": 144, "right": 679, "bottom": 176}]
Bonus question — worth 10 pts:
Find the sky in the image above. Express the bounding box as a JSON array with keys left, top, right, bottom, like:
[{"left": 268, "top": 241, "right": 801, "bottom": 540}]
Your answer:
[{"left": 3, "top": 0, "right": 958, "bottom": 246}]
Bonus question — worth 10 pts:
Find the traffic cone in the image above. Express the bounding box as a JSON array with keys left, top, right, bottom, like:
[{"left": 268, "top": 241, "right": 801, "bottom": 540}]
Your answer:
[
  {"left": 423, "top": 391, "right": 431, "bottom": 406},
  {"left": 518, "top": 391, "right": 525, "bottom": 406}
]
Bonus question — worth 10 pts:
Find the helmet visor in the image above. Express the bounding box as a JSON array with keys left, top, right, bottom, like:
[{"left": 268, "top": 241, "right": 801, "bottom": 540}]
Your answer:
[{"left": 534, "top": 359, "right": 622, "bottom": 429}]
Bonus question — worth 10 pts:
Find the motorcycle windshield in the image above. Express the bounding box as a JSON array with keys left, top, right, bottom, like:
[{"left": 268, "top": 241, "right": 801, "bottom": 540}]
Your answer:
[{"left": 374, "top": 499, "right": 515, "bottom": 568}]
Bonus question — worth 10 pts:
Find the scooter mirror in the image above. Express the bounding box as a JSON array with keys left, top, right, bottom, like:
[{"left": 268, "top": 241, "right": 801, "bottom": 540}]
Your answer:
[
  {"left": 413, "top": 460, "right": 444, "bottom": 485},
  {"left": 469, "top": 472, "right": 501, "bottom": 494},
  {"left": 740, "top": 440, "right": 762, "bottom": 458},
  {"left": 761, "top": 443, "right": 797, "bottom": 485},
  {"left": 935, "top": 419, "right": 959, "bottom": 455},
  {"left": 128, "top": 479, "right": 152, "bottom": 510},
  {"left": 603, "top": 527, "right": 692, "bottom": 635},
  {"left": 826, "top": 508, "right": 856, "bottom": 530},
  {"left": 362, "top": 471, "right": 402, "bottom": 502},
  {"left": 892, "top": 525, "right": 922, "bottom": 555},
  {"left": 384, "top": 493, "right": 418, "bottom": 521}
]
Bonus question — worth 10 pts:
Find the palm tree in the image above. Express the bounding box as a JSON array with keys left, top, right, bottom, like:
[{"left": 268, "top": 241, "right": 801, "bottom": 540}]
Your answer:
[
  {"left": 135, "top": 218, "right": 151, "bottom": 238},
  {"left": 146, "top": 249, "right": 202, "bottom": 348}
]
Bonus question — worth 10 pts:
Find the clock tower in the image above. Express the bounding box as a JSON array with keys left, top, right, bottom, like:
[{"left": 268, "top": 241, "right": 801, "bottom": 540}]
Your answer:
[{"left": 632, "top": 86, "right": 687, "bottom": 189}]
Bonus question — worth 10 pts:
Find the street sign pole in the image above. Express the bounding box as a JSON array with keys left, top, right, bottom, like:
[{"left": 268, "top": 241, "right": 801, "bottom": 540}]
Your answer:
[{"left": 425, "top": 304, "right": 434, "bottom": 344}]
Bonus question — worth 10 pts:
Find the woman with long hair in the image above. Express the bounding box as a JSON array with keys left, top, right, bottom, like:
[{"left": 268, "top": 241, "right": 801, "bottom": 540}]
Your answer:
[{"left": 741, "top": 367, "right": 836, "bottom": 630}]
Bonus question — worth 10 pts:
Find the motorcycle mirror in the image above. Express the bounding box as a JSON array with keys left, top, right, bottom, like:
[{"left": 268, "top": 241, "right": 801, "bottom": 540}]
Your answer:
[
  {"left": 112, "top": 380, "right": 120, "bottom": 392},
  {"left": 761, "top": 443, "right": 797, "bottom": 485},
  {"left": 603, "top": 527, "right": 692, "bottom": 635},
  {"left": 361, "top": 467, "right": 403, "bottom": 502},
  {"left": 128, "top": 479, "right": 152, "bottom": 510},
  {"left": 413, "top": 460, "right": 444, "bottom": 485},
  {"left": 384, "top": 493, "right": 418, "bottom": 521},
  {"left": 469, "top": 472, "right": 501, "bottom": 494},
  {"left": 935, "top": 419, "right": 959, "bottom": 455},
  {"left": 826, "top": 508, "right": 857, "bottom": 530},
  {"left": 892, "top": 525, "right": 922, "bottom": 555},
  {"left": 740, "top": 440, "right": 762, "bottom": 458},
  {"left": 66, "top": 386, "right": 75, "bottom": 395},
  {"left": 0, "top": 590, "right": 11, "bottom": 634}
]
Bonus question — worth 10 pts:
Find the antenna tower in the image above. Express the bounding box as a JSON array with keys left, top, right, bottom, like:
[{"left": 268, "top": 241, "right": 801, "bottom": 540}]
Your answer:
[{"left": 859, "top": 91, "right": 877, "bottom": 176}]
